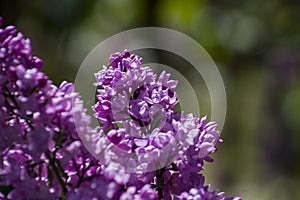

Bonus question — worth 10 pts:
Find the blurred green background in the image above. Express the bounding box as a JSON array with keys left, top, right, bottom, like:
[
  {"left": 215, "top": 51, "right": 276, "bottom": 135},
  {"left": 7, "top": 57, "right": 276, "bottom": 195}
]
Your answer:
[{"left": 1, "top": 0, "right": 300, "bottom": 199}]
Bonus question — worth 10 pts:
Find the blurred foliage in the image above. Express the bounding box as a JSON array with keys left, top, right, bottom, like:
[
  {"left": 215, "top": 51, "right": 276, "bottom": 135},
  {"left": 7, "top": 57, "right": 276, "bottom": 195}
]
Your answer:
[{"left": 1, "top": 0, "right": 300, "bottom": 199}]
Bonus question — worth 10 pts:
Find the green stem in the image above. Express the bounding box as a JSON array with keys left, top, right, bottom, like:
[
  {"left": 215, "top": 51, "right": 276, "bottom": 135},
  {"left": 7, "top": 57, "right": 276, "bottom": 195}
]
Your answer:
[
  {"left": 46, "top": 152, "right": 67, "bottom": 199},
  {"left": 156, "top": 167, "right": 165, "bottom": 200}
]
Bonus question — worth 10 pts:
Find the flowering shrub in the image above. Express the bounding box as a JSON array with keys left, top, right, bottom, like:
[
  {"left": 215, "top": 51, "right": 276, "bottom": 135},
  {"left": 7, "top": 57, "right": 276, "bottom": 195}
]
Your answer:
[{"left": 0, "top": 17, "right": 241, "bottom": 200}]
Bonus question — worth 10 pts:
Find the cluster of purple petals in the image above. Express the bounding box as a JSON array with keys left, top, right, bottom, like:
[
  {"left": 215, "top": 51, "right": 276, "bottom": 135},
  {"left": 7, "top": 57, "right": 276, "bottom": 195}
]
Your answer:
[
  {"left": 175, "top": 186, "right": 242, "bottom": 200},
  {"left": 0, "top": 16, "right": 241, "bottom": 200},
  {"left": 0, "top": 18, "right": 157, "bottom": 200},
  {"left": 92, "top": 50, "right": 223, "bottom": 173},
  {"left": 92, "top": 50, "right": 241, "bottom": 199}
]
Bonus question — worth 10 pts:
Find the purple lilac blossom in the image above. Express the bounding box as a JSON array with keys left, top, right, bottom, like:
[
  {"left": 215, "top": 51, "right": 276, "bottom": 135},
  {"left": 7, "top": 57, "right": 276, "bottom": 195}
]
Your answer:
[
  {"left": 92, "top": 51, "right": 223, "bottom": 173},
  {"left": 0, "top": 18, "right": 156, "bottom": 200},
  {"left": 93, "top": 50, "right": 241, "bottom": 199},
  {"left": 175, "top": 186, "right": 242, "bottom": 200},
  {"left": 0, "top": 17, "right": 241, "bottom": 200}
]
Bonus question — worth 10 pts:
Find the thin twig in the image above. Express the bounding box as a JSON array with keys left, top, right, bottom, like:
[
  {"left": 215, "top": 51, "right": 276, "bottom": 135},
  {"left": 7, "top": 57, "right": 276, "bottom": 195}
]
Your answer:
[{"left": 46, "top": 152, "right": 67, "bottom": 199}]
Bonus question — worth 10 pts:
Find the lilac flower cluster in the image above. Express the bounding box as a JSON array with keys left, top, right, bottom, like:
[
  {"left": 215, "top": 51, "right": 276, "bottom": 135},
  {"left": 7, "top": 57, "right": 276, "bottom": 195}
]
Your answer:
[
  {"left": 92, "top": 50, "right": 241, "bottom": 199},
  {"left": 92, "top": 50, "right": 222, "bottom": 174},
  {"left": 0, "top": 18, "right": 156, "bottom": 199},
  {"left": 0, "top": 17, "right": 241, "bottom": 200}
]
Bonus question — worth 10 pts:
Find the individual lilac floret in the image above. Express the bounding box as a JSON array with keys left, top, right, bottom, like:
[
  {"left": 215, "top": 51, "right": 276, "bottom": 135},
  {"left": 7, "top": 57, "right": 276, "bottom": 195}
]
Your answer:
[
  {"left": 175, "top": 116, "right": 222, "bottom": 173},
  {"left": 175, "top": 186, "right": 242, "bottom": 200},
  {"left": 94, "top": 66, "right": 122, "bottom": 87},
  {"left": 119, "top": 185, "right": 157, "bottom": 200},
  {"left": 109, "top": 49, "right": 142, "bottom": 71}
]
